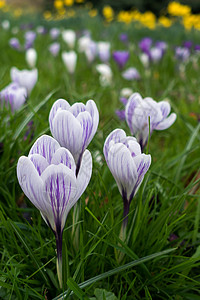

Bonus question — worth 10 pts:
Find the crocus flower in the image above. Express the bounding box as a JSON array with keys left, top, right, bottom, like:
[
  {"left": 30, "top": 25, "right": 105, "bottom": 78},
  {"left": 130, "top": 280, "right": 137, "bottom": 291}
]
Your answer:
[
  {"left": 183, "top": 41, "right": 192, "bottom": 49},
  {"left": 194, "top": 45, "right": 200, "bottom": 52},
  {"left": 0, "top": 83, "right": 27, "bottom": 112},
  {"left": 139, "top": 37, "right": 152, "bottom": 54},
  {"left": 10, "top": 67, "right": 38, "bottom": 96},
  {"left": 125, "top": 93, "right": 177, "bottom": 150},
  {"left": 98, "top": 41, "right": 110, "bottom": 63},
  {"left": 120, "top": 88, "right": 133, "bottom": 98},
  {"left": 96, "top": 64, "right": 112, "bottom": 86},
  {"left": 84, "top": 40, "right": 97, "bottom": 63},
  {"left": 25, "top": 48, "right": 37, "bottom": 68},
  {"left": 49, "top": 99, "right": 99, "bottom": 174},
  {"left": 115, "top": 97, "right": 128, "bottom": 121},
  {"left": 175, "top": 47, "right": 190, "bottom": 62},
  {"left": 78, "top": 36, "right": 91, "bottom": 53},
  {"left": 36, "top": 26, "right": 47, "bottom": 35},
  {"left": 112, "top": 51, "right": 130, "bottom": 69},
  {"left": 49, "top": 42, "right": 60, "bottom": 57},
  {"left": 2, "top": 20, "right": 10, "bottom": 30},
  {"left": 62, "top": 51, "right": 77, "bottom": 74},
  {"left": 119, "top": 33, "right": 128, "bottom": 44},
  {"left": 122, "top": 67, "right": 140, "bottom": 81},
  {"left": 50, "top": 28, "right": 60, "bottom": 40},
  {"left": 9, "top": 38, "right": 21, "bottom": 50},
  {"left": 155, "top": 41, "right": 168, "bottom": 53},
  {"left": 62, "top": 29, "right": 76, "bottom": 49},
  {"left": 17, "top": 135, "right": 92, "bottom": 287},
  {"left": 139, "top": 53, "right": 149, "bottom": 68},
  {"left": 149, "top": 47, "right": 163, "bottom": 63},
  {"left": 103, "top": 129, "right": 151, "bottom": 229},
  {"left": 24, "top": 31, "right": 36, "bottom": 49}
]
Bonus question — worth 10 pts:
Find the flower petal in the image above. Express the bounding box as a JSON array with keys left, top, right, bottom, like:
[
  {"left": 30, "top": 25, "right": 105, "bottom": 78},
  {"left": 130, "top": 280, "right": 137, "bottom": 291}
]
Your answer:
[
  {"left": 103, "top": 129, "right": 126, "bottom": 162},
  {"left": 51, "top": 110, "right": 83, "bottom": 162},
  {"left": 17, "top": 156, "right": 44, "bottom": 211},
  {"left": 125, "top": 93, "right": 142, "bottom": 134},
  {"left": 74, "top": 149, "right": 92, "bottom": 204},
  {"left": 51, "top": 147, "right": 76, "bottom": 173},
  {"left": 69, "top": 102, "right": 86, "bottom": 117},
  {"left": 76, "top": 111, "right": 93, "bottom": 150},
  {"left": 29, "top": 154, "right": 49, "bottom": 175},
  {"left": 29, "top": 135, "right": 60, "bottom": 164},
  {"left": 107, "top": 143, "right": 138, "bottom": 200},
  {"left": 132, "top": 154, "right": 151, "bottom": 195},
  {"left": 41, "top": 164, "right": 77, "bottom": 231},
  {"left": 49, "top": 99, "right": 70, "bottom": 132},
  {"left": 85, "top": 100, "right": 99, "bottom": 143},
  {"left": 155, "top": 113, "right": 177, "bottom": 130},
  {"left": 158, "top": 101, "right": 171, "bottom": 118}
]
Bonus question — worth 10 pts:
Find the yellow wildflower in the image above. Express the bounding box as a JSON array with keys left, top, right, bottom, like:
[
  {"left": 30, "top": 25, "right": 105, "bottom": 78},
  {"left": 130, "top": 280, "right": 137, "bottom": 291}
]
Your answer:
[
  {"left": 139, "top": 11, "right": 156, "bottom": 29},
  {"left": 0, "top": 0, "right": 5, "bottom": 9},
  {"left": 76, "top": 0, "right": 84, "bottom": 3},
  {"left": 43, "top": 10, "right": 52, "bottom": 20},
  {"left": 168, "top": 1, "right": 191, "bottom": 17},
  {"left": 64, "top": 0, "right": 74, "bottom": 6},
  {"left": 103, "top": 5, "right": 114, "bottom": 22},
  {"left": 89, "top": 9, "right": 97, "bottom": 18},
  {"left": 54, "top": 0, "right": 64, "bottom": 10},
  {"left": 159, "top": 16, "right": 172, "bottom": 27},
  {"left": 117, "top": 11, "right": 132, "bottom": 24}
]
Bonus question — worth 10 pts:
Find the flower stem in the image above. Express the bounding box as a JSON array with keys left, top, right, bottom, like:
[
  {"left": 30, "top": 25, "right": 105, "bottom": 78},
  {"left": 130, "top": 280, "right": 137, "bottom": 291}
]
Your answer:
[{"left": 55, "top": 230, "right": 63, "bottom": 289}]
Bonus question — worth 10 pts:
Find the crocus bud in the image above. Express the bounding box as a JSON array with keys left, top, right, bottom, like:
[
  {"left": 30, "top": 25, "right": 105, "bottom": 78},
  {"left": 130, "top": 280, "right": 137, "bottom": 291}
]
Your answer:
[
  {"left": 49, "top": 42, "right": 60, "bottom": 57},
  {"left": 62, "top": 29, "right": 76, "bottom": 49},
  {"left": 9, "top": 38, "right": 21, "bottom": 50},
  {"left": 97, "top": 41, "right": 110, "bottom": 63},
  {"left": 122, "top": 67, "right": 140, "bottom": 81},
  {"left": 96, "top": 64, "right": 112, "bottom": 86},
  {"left": 25, "top": 48, "right": 37, "bottom": 68},
  {"left": 62, "top": 51, "right": 77, "bottom": 74}
]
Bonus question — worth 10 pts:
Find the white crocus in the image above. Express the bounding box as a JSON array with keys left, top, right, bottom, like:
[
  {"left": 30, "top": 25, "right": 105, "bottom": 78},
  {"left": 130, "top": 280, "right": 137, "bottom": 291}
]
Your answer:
[
  {"left": 25, "top": 48, "right": 37, "bottom": 68},
  {"left": 62, "top": 51, "right": 77, "bottom": 74},
  {"left": 62, "top": 29, "right": 76, "bottom": 49}
]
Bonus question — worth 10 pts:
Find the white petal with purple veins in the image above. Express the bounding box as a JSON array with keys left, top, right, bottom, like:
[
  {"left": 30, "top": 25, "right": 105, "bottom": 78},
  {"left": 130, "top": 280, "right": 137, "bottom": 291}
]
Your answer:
[
  {"left": 76, "top": 111, "right": 93, "bottom": 150},
  {"left": 155, "top": 113, "right": 177, "bottom": 130},
  {"left": 158, "top": 101, "right": 171, "bottom": 118},
  {"left": 29, "top": 154, "right": 49, "bottom": 175},
  {"left": 85, "top": 100, "right": 99, "bottom": 142},
  {"left": 29, "top": 135, "right": 60, "bottom": 164},
  {"left": 49, "top": 99, "right": 70, "bottom": 132},
  {"left": 69, "top": 102, "right": 86, "bottom": 117},
  {"left": 103, "top": 129, "right": 127, "bottom": 162},
  {"left": 107, "top": 143, "right": 138, "bottom": 200},
  {"left": 74, "top": 149, "right": 92, "bottom": 205},
  {"left": 51, "top": 110, "right": 82, "bottom": 162},
  {"left": 51, "top": 147, "right": 76, "bottom": 173}
]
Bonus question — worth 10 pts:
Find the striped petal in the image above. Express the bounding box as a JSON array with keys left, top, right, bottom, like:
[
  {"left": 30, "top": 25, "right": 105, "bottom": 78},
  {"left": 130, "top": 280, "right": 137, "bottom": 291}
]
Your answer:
[
  {"left": 76, "top": 111, "right": 93, "bottom": 150},
  {"left": 29, "top": 154, "right": 49, "bottom": 176},
  {"left": 51, "top": 147, "right": 76, "bottom": 173},
  {"left": 107, "top": 143, "right": 138, "bottom": 201},
  {"left": 85, "top": 100, "right": 99, "bottom": 143},
  {"left": 49, "top": 99, "right": 70, "bottom": 132},
  {"left": 158, "top": 101, "right": 171, "bottom": 118},
  {"left": 69, "top": 102, "right": 86, "bottom": 117},
  {"left": 155, "top": 113, "right": 177, "bottom": 130},
  {"left": 29, "top": 135, "right": 60, "bottom": 164},
  {"left": 125, "top": 93, "right": 142, "bottom": 134},
  {"left": 51, "top": 110, "right": 82, "bottom": 162},
  {"left": 103, "top": 129, "right": 127, "bottom": 162}
]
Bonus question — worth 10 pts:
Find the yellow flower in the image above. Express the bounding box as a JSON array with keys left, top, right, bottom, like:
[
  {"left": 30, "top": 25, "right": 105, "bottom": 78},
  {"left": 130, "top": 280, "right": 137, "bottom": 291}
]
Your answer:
[
  {"left": 76, "top": 0, "right": 84, "bottom": 3},
  {"left": 139, "top": 11, "right": 156, "bottom": 29},
  {"left": 54, "top": 0, "right": 64, "bottom": 10},
  {"left": 43, "top": 10, "right": 52, "bottom": 20},
  {"left": 64, "top": 0, "right": 73, "bottom": 6},
  {"left": 117, "top": 11, "right": 132, "bottom": 24},
  {"left": 0, "top": 0, "right": 6, "bottom": 9},
  {"left": 89, "top": 9, "right": 97, "bottom": 18},
  {"left": 168, "top": 1, "right": 191, "bottom": 17},
  {"left": 159, "top": 16, "right": 172, "bottom": 27},
  {"left": 103, "top": 5, "right": 114, "bottom": 22}
]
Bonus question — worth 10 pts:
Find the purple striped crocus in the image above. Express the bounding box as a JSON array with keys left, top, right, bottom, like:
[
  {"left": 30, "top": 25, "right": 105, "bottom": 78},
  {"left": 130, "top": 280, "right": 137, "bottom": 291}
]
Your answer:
[
  {"left": 0, "top": 82, "right": 27, "bottom": 112},
  {"left": 49, "top": 99, "right": 99, "bottom": 174},
  {"left": 9, "top": 38, "right": 21, "bottom": 50},
  {"left": 112, "top": 51, "right": 130, "bottom": 70},
  {"left": 125, "top": 93, "right": 177, "bottom": 150},
  {"left": 104, "top": 129, "right": 151, "bottom": 230},
  {"left": 17, "top": 135, "right": 92, "bottom": 287}
]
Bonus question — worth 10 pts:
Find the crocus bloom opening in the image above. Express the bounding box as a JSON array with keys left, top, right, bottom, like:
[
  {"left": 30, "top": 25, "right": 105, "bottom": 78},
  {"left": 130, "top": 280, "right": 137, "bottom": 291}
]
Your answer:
[
  {"left": 49, "top": 99, "right": 99, "bottom": 174},
  {"left": 103, "top": 129, "right": 151, "bottom": 227},
  {"left": 139, "top": 37, "right": 152, "bottom": 54},
  {"left": 17, "top": 135, "right": 92, "bottom": 287},
  {"left": 24, "top": 31, "right": 36, "bottom": 49},
  {"left": 0, "top": 82, "right": 27, "bottom": 112},
  {"left": 62, "top": 51, "right": 77, "bottom": 74},
  {"left": 10, "top": 67, "right": 38, "bottom": 96},
  {"left": 125, "top": 93, "right": 177, "bottom": 150},
  {"left": 112, "top": 51, "right": 130, "bottom": 69},
  {"left": 50, "top": 28, "right": 60, "bottom": 40}
]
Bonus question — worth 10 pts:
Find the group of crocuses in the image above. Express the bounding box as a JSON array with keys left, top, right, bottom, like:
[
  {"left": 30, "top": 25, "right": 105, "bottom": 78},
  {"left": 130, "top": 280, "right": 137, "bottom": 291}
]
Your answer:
[
  {"left": 16, "top": 86, "right": 176, "bottom": 286},
  {"left": 0, "top": 67, "right": 37, "bottom": 112}
]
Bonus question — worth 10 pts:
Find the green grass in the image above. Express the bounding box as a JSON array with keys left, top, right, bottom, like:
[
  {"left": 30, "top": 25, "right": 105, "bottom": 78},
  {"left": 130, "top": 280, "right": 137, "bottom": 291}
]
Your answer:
[{"left": 0, "top": 9, "right": 200, "bottom": 299}]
